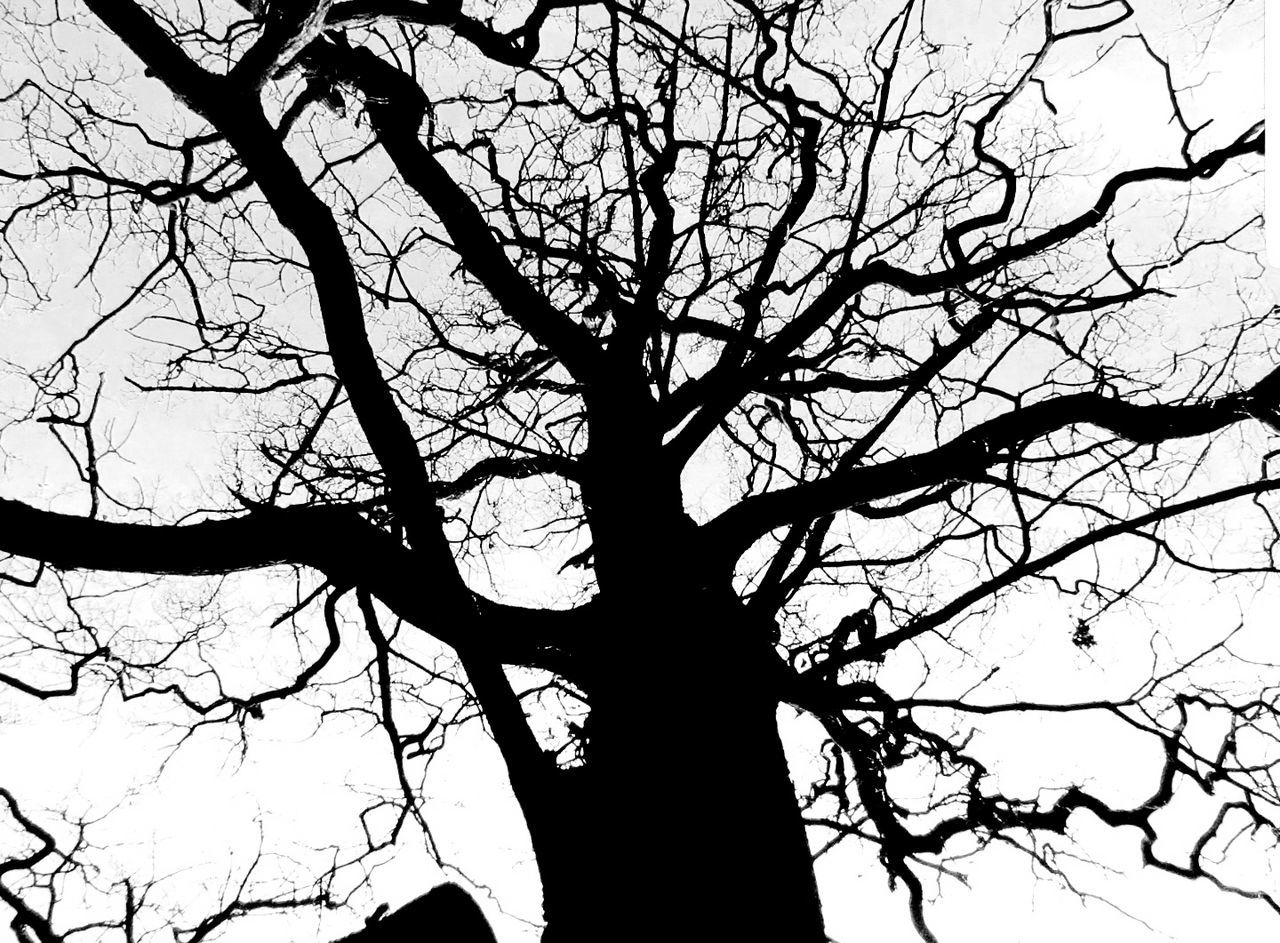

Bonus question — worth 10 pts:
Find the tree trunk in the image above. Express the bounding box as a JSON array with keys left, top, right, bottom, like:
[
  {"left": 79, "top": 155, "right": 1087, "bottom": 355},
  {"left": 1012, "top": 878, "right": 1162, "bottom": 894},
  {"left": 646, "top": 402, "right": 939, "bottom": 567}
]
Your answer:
[{"left": 529, "top": 597, "right": 826, "bottom": 943}]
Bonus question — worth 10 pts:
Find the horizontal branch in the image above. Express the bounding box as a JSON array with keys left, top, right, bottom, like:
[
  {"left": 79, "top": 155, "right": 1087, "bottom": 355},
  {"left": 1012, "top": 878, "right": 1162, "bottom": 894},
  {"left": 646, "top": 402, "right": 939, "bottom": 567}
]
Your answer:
[
  {"left": 705, "top": 364, "right": 1280, "bottom": 559},
  {"left": 0, "top": 499, "right": 355, "bottom": 575},
  {"left": 0, "top": 500, "right": 586, "bottom": 672}
]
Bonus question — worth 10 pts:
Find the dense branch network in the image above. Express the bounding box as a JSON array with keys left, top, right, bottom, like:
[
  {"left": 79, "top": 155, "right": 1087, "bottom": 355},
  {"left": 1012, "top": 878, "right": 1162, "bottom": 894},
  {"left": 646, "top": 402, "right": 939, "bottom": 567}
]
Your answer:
[{"left": 0, "top": 0, "right": 1275, "bottom": 939}]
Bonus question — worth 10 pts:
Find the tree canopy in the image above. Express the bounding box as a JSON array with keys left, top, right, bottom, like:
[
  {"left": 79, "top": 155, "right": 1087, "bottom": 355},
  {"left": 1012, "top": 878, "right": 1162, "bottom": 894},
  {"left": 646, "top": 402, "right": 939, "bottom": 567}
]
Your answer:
[{"left": 0, "top": 1, "right": 1275, "bottom": 941}]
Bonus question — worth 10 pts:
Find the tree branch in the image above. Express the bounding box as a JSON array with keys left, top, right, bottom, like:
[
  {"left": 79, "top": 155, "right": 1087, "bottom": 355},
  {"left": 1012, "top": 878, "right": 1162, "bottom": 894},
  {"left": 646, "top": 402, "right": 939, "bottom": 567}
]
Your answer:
[{"left": 706, "top": 364, "right": 1280, "bottom": 559}]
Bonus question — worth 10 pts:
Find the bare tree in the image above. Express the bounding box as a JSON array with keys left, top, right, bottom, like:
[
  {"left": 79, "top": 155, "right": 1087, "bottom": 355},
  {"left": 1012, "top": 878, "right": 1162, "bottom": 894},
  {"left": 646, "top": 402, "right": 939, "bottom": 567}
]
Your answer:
[{"left": 0, "top": 0, "right": 1275, "bottom": 940}]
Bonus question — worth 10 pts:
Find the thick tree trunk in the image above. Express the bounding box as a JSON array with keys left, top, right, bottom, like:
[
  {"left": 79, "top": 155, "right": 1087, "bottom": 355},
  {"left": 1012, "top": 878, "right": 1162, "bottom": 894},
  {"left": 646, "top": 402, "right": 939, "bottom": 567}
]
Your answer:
[
  {"left": 529, "top": 597, "right": 826, "bottom": 943},
  {"left": 505, "top": 399, "right": 826, "bottom": 940}
]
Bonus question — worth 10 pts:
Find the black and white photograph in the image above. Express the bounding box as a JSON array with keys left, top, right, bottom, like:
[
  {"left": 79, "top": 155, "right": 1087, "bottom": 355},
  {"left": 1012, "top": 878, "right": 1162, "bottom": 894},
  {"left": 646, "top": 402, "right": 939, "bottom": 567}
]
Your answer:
[{"left": 0, "top": 0, "right": 1273, "bottom": 940}]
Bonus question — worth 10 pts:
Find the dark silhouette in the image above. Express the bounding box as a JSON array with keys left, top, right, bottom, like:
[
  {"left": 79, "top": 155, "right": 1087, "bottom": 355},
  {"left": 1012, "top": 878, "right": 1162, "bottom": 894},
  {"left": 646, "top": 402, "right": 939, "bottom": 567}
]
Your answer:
[
  {"left": 337, "top": 885, "right": 497, "bottom": 943},
  {"left": 829, "top": 607, "right": 878, "bottom": 662},
  {"left": 0, "top": 2, "right": 1273, "bottom": 942},
  {"left": 854, "top": 609, "right": 876, "bottom": 650}
]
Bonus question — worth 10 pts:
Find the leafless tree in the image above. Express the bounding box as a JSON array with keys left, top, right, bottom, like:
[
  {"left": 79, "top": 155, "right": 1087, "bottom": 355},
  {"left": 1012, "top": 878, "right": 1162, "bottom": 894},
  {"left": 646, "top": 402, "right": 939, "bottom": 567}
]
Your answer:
[{"left": 0, "top": 0, "right": 1275, "bottom": 940}]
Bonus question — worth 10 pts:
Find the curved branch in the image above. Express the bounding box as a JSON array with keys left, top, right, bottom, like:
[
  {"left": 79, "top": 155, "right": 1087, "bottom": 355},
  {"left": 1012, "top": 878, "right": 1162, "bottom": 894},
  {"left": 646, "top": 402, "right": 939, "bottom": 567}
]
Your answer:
[
  {"left": 706, "top": 364, "right": 1280, "bottom": 558},
  {"left": 663, "top": 125, "right": 1263, "bottom": 459}
]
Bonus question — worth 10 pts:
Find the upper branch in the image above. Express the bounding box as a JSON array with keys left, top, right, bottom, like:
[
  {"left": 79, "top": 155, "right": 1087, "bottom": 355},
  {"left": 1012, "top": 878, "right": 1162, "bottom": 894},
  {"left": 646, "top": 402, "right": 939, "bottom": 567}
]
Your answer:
[
  {"left": 326, "top": 43, "right": 606, "bottom": 383},
  {"left": 662, "top": 112, "right": 1263, "bottom": 464},
  {"left": 324, "top": 0, "right": 598, "bottom": 66},
  {"left": 704, "top": 363, "right": 1280, "bottom": 561}
]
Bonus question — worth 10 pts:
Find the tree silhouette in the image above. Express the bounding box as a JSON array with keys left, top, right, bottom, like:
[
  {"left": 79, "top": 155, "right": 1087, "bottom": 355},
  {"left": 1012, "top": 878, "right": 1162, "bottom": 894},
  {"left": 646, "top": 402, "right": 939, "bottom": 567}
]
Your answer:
[{"left": 0, "top": 0, "right": 1275, "bottom": 941}]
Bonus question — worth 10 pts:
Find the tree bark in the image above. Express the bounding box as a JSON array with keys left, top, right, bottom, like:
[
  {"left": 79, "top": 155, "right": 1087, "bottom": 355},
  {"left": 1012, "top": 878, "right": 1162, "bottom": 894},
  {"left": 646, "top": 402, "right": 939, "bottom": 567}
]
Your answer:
[{"left": 524, "top": 596, "right": 826, "bottom": 943}]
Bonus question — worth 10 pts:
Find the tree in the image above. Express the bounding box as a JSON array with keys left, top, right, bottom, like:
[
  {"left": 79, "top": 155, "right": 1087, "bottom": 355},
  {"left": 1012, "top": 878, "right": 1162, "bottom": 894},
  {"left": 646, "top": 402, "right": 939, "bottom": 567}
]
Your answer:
[{"left": 0, "top": 0, "right": 1275, "bottom": 940}]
